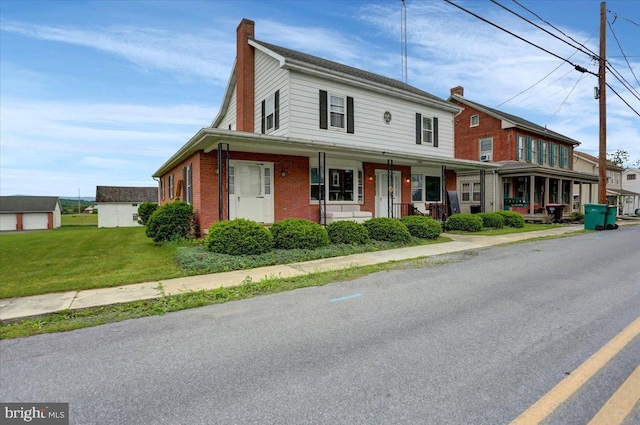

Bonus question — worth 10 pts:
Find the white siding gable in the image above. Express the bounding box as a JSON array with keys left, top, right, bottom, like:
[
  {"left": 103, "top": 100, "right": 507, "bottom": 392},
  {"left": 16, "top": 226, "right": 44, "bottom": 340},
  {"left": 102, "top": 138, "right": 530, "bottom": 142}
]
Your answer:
[
  {"left": 254, "top": 49, "right": 289, "bottom": 136},
  {"left": 217, "top": 84, "right": 237, "bottom": 130},
  {"left": 286, "top": 71, "right": 455, "bottom": 159}
]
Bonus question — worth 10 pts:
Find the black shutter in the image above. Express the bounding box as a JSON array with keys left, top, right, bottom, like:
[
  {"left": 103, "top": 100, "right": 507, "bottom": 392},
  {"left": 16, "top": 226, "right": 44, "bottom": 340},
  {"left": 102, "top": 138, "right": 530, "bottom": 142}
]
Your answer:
[
  {"left": 433, "top": 117, "right": 439, "bottom": 147},
  {"left": 274, "top": 90, "right": 280, "bottom": 130},
  {"left": 319, "top": 90, "right": 328, "bottom": 129},
  {"left": 261, "top": 99, "right": 266, "bottom": 134},
  {"left": 415, "top": 113, "right": 422, "bottom": 144},
  {"left": 182, "top": 167, "right": 187, "bottom": 200},
  {"left": 346, "top": 96, "right": 354, "bottom": 134}
]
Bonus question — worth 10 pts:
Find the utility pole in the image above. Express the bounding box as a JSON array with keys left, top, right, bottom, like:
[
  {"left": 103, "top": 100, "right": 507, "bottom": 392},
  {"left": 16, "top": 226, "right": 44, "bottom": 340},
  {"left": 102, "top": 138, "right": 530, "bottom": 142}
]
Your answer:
[{"left": 598, "top": 1, "right": 607, "bottom": 204}]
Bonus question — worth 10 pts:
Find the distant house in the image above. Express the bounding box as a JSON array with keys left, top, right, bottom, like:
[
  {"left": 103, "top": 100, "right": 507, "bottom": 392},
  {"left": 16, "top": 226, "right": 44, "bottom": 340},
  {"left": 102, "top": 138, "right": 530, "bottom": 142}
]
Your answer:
[
  {"left": 95, "top": 186, "right": 158, "bottom": 228},
  {"left": 622, "top": 168, "right": 640, "bottom": 216},
  {"left": 0, "top": 196, "right": 62, "bottom": 231}
]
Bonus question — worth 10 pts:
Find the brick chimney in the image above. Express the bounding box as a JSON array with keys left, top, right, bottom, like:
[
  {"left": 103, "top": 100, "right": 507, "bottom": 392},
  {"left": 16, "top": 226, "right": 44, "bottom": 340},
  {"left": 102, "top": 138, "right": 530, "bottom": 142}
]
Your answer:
[
  {"left": 236, "top": 19, "right": 255, "bottom": 132},
  {"left": 450, "top": 86, "right": 464, "bottom": 97}
]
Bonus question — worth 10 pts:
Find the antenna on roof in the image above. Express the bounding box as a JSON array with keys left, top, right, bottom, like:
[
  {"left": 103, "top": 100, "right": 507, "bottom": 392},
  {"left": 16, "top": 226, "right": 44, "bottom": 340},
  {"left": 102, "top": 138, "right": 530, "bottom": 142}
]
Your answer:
[{"left": 401, "top": 0, "right": 408, "bottom": 83}]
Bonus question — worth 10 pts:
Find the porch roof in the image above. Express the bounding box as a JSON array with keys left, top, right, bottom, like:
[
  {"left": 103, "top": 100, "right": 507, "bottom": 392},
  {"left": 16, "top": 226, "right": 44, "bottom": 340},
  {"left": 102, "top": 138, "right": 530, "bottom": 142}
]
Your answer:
[
  {"left": 607, "top": 187, "right": 640, "bottom": 196},
  {"left": 496, "top": 161, "right": 598, "bottom": 182},
  {"left": 153, "top": 128, "right": 501, "bottom": 177}
]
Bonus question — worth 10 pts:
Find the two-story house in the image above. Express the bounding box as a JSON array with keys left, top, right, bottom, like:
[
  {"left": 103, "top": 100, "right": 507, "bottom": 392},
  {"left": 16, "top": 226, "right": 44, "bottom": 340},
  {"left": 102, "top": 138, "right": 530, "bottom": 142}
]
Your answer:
[
  {"left": 448, "top": 87, "right": 598, "bottom": 221},
  {"left": 622, "top": 168, "right": 640, "bottom": 216},
  {"left": 572, "top": 151, "right": 631, "bottom": 213},
  {"left": 153, "top": 19, "right": 496, "bottom": 230}
]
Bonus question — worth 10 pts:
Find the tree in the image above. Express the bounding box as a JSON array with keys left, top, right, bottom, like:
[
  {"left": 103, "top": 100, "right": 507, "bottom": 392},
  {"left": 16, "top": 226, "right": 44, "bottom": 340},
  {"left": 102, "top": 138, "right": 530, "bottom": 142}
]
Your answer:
[{"left": 607, "top": 149, "right": 629, "bottom": 166}]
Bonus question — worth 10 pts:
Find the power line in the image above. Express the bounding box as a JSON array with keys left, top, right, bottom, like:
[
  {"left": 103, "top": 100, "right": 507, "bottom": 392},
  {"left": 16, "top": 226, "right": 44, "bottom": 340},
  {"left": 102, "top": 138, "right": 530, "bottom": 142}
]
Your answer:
[
  {"left": 550, "top": 73, "right": 586, "bottom": 119},
  {"left": 605, "top": 63, "right": 640, "bottom": 101},
  {"left": 607, "top": 19, "right": 640, "bottom": 88},
  {"left": 491, "top": 0, "right": 598, "bottom": 61},
  {"left": 622, "top": 17, "right": 640, "bottom": 27},
  {"left": 511, "top": 0, "right": 600, "bottom": 59},
  {"left": 606, "top": 82, "right": 640, "bottom": 117},
  {"left": 443, "top": 0, "right": 597, "bottom": 76}
]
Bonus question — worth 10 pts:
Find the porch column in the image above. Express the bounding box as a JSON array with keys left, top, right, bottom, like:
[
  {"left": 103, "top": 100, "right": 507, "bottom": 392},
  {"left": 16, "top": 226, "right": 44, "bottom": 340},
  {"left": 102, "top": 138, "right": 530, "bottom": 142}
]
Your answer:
[
  {"left": 579, "top": 181, "right": 584, "bottom": 212},
  {"left": 529, "top": 175, "right": 535, "bottom": 215},
  {"left": 544, "top": 178, "right": 550, "bottom": 205},
  {"left": 559, "top": 179, "right": 565, "bottom": 206}
]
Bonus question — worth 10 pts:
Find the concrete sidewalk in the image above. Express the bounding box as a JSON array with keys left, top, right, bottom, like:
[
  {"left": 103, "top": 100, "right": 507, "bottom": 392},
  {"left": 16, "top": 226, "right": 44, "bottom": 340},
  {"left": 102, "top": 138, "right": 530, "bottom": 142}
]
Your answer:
[{"left": 0, "top": 222, "right": 633, "bottom": 321}]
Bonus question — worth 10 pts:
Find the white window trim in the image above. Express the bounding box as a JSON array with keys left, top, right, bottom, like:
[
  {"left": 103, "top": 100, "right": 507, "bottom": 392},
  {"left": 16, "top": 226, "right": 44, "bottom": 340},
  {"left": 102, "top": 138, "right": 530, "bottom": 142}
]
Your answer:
[
  {"left": 329, "top": 94, "right": 346, "bottom": 130},
  {"left": 470, "top": 114, "right": 479, "bottom": 127},
  {"left": 480, "top": 137, "right": 493, "bottom": 157},
  {"left": 265, "top": 94, "right": 275, "bottom": 132},
  {"left": 422, "top": 116, "right": 433, "bottom": 145},
  {"left": 310, "top": 165, "right": 362, "bottom": 203},
  {"left": 517, "top": 135, "right": 525, "bottom": 161},
  {"left": 461, "top": 182, "right": 470, "bottom": 202},
  {"left": 411, "top": 174, "right": 442, "bottom": 203}
]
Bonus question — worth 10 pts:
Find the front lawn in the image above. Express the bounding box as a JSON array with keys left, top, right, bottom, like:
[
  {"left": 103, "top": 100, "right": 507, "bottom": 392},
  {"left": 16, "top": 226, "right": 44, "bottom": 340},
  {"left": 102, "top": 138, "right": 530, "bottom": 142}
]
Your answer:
[
  {"left": 0, "top": 227, "right": 183, "bottom": 298},
  {"left": 61, "top": 213, "right": 98, "bottom": 226},
  {"left": 446, "top": 223, "right": 561, "bottom": 235}
]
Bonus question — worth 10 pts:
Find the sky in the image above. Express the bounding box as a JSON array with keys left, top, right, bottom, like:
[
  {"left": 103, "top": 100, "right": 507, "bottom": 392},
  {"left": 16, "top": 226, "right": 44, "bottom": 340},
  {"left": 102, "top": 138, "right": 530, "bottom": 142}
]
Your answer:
[{"left": 1, "top": 0, "right": 639, "bottom": 198}]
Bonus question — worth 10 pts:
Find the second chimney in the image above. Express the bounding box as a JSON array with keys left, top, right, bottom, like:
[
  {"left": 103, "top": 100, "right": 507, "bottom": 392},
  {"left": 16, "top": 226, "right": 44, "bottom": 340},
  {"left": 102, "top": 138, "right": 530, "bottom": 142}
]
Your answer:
[
  {"left": 236, "top": 19, "right": 255, "bottom": 132},
  {"left": 450, "top": 86, "right": 464, "bottom": 97}
]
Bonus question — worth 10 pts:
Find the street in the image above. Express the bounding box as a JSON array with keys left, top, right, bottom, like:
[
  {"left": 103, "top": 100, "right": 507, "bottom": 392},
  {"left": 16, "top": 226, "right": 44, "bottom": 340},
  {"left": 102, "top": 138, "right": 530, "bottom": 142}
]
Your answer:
[{"left": 1, "top": 226, "right": 639, "bottom": 424}]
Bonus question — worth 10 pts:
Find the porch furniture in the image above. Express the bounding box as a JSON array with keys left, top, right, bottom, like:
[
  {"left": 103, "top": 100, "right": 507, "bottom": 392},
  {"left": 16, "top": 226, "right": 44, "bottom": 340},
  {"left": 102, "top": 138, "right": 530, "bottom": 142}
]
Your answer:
[{"left": 324, "top": 205, "right": 372, "bottom": 224}]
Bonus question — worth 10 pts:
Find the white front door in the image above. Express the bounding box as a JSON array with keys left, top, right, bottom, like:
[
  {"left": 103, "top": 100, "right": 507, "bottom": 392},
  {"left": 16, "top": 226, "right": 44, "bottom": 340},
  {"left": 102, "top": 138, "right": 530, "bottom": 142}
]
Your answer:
[
  {"left": 229, "top": 161, "right": 274, "bottom": 224},
  {"left": 375, "top": 171, "right": 401, "bottom": 218}
]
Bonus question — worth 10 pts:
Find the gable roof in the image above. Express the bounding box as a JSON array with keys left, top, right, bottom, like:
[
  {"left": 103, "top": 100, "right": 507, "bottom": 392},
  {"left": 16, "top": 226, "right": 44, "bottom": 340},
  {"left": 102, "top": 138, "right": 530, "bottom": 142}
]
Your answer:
[
  {"left": 449, "top": 94, "right": 580, "bottom": 146},
  {"left": 95, "top": 186, "right": 158, "bottom": 203},
  {"left": 0, "top": 196, "right": 60, "bottom": 213},
  {"left": 573, "top": 151, "right": 624, "bottom": 170}
]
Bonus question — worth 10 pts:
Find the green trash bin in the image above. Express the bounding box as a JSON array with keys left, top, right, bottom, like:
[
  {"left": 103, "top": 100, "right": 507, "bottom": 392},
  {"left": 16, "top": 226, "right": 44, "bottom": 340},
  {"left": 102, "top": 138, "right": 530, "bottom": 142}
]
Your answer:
[
  {"left": 605, "top": 205, "right": 619, "bottom": 230},
  {"left": 584, "top": 203, "right": 607, "bottom": 230}
]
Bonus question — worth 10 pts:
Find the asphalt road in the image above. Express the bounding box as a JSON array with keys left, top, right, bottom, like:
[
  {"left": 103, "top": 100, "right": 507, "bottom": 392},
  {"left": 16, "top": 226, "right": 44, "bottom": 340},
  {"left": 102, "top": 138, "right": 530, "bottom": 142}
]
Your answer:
[{"left": 1, "top": 226, "right": 639, "bottom": 424}]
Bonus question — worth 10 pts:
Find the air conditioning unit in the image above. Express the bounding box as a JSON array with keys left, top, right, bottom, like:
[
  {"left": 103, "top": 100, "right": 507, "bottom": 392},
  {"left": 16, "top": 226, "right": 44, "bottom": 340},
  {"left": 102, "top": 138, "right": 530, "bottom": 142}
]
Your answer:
[{"left": 480, "top": 153, "right": 492, "bottom": 162}]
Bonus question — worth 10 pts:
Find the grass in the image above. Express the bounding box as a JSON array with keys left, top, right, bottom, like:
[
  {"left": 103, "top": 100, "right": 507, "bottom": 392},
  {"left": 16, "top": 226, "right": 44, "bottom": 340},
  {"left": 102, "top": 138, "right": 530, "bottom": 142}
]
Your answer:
[
  {"left": 0, "top": 254, "right": 462, "bottom": 339},
  {"left": 61, "top": 214, "right": 98, "bottom": 226},
  {"left": 446, "top": 223, "right": 562, "bottom": 236},
  {"left": 0, "top": 227, "right": 183, "bottom": 298}
]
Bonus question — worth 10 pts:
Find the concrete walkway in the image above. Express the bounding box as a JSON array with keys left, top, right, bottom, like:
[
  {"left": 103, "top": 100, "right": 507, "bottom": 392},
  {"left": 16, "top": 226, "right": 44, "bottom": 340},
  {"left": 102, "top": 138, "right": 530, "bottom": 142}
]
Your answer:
[{"left": 0, "top": 222, "right": 635, "bottom": 321}]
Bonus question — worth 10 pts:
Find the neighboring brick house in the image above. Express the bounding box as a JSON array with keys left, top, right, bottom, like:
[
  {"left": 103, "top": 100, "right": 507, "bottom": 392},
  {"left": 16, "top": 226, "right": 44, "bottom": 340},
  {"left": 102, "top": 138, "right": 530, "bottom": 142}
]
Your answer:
[
  {"left": 153, "top": 19, "right": 496, "bottom": 231},
  {"left": 0, "top": 196, "right": 61, "bottom": 231},
  {"left": 448, "top": 86, "right": 598, "bottom": 220},
  {"left": 95, "top": 186, "right": 158, "bottom": 228}
]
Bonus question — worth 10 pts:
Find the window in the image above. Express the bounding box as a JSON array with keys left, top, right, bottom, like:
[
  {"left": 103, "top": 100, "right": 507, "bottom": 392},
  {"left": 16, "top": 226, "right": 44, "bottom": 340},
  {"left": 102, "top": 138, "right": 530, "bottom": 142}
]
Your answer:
[
  {"left": 411, "top": 175, "right": 441, "bottom": 202},
  {"left": 530, "top": 138, "right": 537, "bottom": 163},
  {"left": 330, "top": 95, "right": 345, "bottom": 129},
  {"left": 319, "top": 90, "right": 354, "bottom": 133},
  {"left": 470, "top": 115, "right": 479, "bottom": 127},
  {"left": 541, "top": 141, "right": 548, "bottom": 165},
  {"left": 161, "top": 179, "right": 165, "bottom": 200},
  {"left": 461, "top": 183, "right": 470, "bottom": 201},
  {"left": 560, "top": 146, "right": 568, "bottom": 168},
  {"left": 229, "top": 166, "right": 235, "bottom": 194},
  {"left": 264, "top": 167, "right": 271, "bottom": 195},
  {"left": 472, "top": 183, "right": 481, "bottom": 202},
  {"left": 186, "top": 163, "right": 193, "bottom": 204},
  {"left": 415, "top": 113, "right": 439, "bottom": 146},
  {"left": 615, "top": 172, "right": 620, "bottom": 185},
  {"left": 627, "top": 174, "right": 637, "bottom": 180},
  {"left": 311, "top": 166, "right": 361, "bottom": 202},
  {"left": 261, "top": 90, "right": 279, "bottom": 133},
  {"left": 169, "top": 174, "right": 174, "bottom": 199},
  {"left": 516, "top": 135, "right": 525, "bottom": 161},
  {"left": 480, "top": 137, "right": 492, "bottom": 155},
  {"left": 551, "top": 143, "right": 558, "bottom": 166},
  {"left": 133, "top": 213, "right": 139, "bottom": 222}
]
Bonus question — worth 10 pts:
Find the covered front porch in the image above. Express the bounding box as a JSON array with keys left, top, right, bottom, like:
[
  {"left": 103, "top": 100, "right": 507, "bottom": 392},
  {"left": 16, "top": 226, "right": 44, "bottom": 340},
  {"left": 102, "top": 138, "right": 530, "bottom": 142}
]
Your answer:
[{"left": 498, "top": 163, "right": 598, "bottom": 222}]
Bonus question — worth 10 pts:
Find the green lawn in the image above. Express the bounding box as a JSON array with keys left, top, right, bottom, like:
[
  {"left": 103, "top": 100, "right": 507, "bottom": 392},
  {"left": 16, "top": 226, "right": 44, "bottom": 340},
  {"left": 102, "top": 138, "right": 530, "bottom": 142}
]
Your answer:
[
  {"left": 61, "top": 214, "right": 98, "bottom": 226},
  {"left": 0, "top": 227, "right": 184, "bottom": 299},
  {"left": 446, "top": 223, "right": 562, "bottom": 236}
]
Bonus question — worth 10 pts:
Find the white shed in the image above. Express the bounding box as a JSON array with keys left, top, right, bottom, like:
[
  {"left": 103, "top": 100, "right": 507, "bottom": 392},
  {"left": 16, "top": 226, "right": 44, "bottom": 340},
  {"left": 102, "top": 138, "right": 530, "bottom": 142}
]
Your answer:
[
  {"left": 0, "top": 196, "right": 62, "bottom": 231},
  {"left": 96, "top": 186, "right": 158, "bottom": 228}
]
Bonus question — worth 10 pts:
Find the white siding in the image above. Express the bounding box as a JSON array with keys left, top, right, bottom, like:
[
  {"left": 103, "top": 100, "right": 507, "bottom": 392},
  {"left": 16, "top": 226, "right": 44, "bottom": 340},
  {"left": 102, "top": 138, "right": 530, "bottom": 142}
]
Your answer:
[
  {"left": 287, "top": 71, "right": 455, "bottom": 159},
  {"left": 217, "top": 85, "right": 237, "bottom": 130},
  {"left": 0, "top": 214, "right": 17, "bottom": 231},
  {"left": 23, "top": 213, "right": 48, "bottom": 230},
  {"left": 254, "top": 50, "right": 289, "bottom": 136},
  {"left": 456, "top": 171, "right": 497, "bottom": 213},
  {"left": 98, "top": 203, "right": 143, "bottom": 228}
]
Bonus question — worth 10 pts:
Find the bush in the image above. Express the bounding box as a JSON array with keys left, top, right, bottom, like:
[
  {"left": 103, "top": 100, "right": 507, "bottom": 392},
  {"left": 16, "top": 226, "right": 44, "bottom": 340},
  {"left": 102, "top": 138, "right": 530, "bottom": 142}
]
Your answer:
[
  {"left": 137, "top": 202, "right": 158, "bottom": 225},
  {"left": 477, "top": 212, "right": 505, "bottom": 229},
  {"left": 326, "top": 221, "right": 370, "bottom": 245},
  {"left": 570, "top": 211, "right": 584, "bottom": 222},
  {"left": 399, "top": 215, "right": 442, "bottom": 239},
  {"left": 270, "top": 218, "right": 330, "bottom": 250},
  {"left": 496, "top": 210, "right": 525, "bottom": 228},
  {"left": 363, "top": 217, "right": 411, "bottom": 242},
  {"left": 206, "top": 219, "right": 273, "bottom": 255},
  {"left": 145, "top": 201, "right": 195, "bottom": 243},
  {"left": 445, "top": 213, "right": 483, "bottom": 232}
]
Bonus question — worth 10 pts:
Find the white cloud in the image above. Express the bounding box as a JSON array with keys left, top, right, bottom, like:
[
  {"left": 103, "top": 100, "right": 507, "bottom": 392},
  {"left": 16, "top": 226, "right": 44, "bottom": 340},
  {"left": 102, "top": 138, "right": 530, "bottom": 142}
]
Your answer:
[{"left": 1, "top": 21, "right": 235, "bottom": 84}]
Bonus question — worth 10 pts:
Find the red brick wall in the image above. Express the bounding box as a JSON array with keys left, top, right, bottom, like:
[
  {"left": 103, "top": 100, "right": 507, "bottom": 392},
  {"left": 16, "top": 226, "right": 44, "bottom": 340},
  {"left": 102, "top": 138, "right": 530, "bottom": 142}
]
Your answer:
[
  {"left": 236, "top": 19, "right": 255, "bottom": 132},
  {"left": 361, "top": 163, "right": 411, "bottom": 213}
]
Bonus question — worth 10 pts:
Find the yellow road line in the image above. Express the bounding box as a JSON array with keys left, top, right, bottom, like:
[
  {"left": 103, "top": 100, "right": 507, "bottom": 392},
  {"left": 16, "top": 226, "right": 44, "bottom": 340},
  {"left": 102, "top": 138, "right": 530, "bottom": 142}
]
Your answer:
[
  {"left": 510, "top": 317, "right": 640, "bottom": 425},
  {"left": 588, "top": 365, "right": 640, "bottom": 425}
]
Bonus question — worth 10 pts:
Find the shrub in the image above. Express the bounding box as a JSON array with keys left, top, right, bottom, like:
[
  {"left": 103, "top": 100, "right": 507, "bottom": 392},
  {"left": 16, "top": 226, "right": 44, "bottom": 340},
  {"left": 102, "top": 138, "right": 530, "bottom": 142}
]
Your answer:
[
  {"left": 137, "top": 202, "right": 158, "bottom": 225},
  {"left": 570, "top": 211, "right": 584, "bottom": 222},
  {"left": 270, "top": 218, "right": 330, "bottom": 250},
  {"left": 145, "top": 201, "right": 195, "bottom": 243},
  {"left": 363, "top": 217, "right": 411, "bottom": 242},
  {"left": 477, "top": 212, "right": 505, "bottom": 229},
  {"left": 496, "top": 210, "right": 525, "bottom": 228},
  {"left": 445, "top": 213, "right": 483, "bottom": 232},
  {"left": 399, "top": 215, "right": 442, "bottom": 239},
  {"left": 326, "top": 221, "right": 370, "bottom": 245},
  {"left": 206, "top": 219, "right": 273, "bottom": 255}
]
